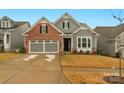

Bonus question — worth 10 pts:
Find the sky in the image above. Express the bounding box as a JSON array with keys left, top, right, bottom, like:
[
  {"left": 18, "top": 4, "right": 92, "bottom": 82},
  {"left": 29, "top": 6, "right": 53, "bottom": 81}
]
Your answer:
[{"left": 0, "top": 9, "right": 124, "bottom": 28}]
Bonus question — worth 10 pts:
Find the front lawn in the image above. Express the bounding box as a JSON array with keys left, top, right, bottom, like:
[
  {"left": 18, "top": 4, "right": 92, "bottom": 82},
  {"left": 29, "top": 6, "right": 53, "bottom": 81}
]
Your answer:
[
  {"left": 64, "top": 71, "right": 110, "bottom": 84},
  {"left": 61, "top": 54, "right": 124, "bottom": 68},
  {"left": 0, "top": 53, "right": 23, "bottom": 62}
]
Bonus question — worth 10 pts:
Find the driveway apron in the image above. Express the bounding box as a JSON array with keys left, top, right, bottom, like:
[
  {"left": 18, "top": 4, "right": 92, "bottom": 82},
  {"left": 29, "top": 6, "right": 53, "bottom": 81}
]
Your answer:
[{"left": 0, "top": 54, "right": 70, "bottom": 84}]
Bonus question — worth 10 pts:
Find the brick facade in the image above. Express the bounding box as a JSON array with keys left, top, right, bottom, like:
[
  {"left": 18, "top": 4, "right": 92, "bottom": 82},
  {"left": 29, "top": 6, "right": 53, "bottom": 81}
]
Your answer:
[{"left": 24, "top": 23, "right": 63, "bottom": 53}]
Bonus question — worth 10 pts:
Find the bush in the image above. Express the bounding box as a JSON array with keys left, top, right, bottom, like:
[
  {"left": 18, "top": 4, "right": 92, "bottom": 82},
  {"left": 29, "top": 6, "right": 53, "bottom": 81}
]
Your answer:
[
  {"left": 86, "top": 51, "right": 90, "bottom": 54},
  {"left": 1, "top": 46, "right": 4, "bottom": 51},
  {"left": 19, "top": 47, "right": 25, "bottom": 53},
  {"left": 72, "top": 50, "right": 77, "bottom": 54},
  {"left": 116, "top": 52, "right": 121, "bottom": 58}
]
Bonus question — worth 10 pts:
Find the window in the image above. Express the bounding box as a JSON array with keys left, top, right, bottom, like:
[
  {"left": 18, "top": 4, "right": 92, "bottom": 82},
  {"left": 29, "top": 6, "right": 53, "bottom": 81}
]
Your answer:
[
  {"left": 0, "top": 40, "right": 3, "bottom": 44},
  {"left": 82, "top": 38, "right": 87, "bottom": 48},
  {"left": 45, "top": 41, "right": 50, "bottom": 43},
  {"left": 77, "top": 37, "right": 91, "bottom": 48},
  {"left": 78, "top": 38, "right": 81, "bottom": 48},
  {"left": 6, "top": 21, "right": 9, "bottom": 27},
  {"left": 31, "top": 41, "right": 36, "bottom": 43},
  {"left": 2, "top": 21, "right": 5, "bottom": 27},
  {"left": 63, "top": 21, "right": 69, "bottom": 29},
  {"left": 1, "top": 21, "right": 10, "bottom": 28},
  {"left": 40, "top": 24, "right": 48, "bottom": 33},
  {"left": 6, "top": 34, "right": 10, "bottom": 43},
  {"left": 88, "top": 38, "right": 91, "bottom": 48},
  {"left": 38, "top": 41, "right": 43, "bottom": 43},
  {"left": 0, "top": 36, "right": 3, "bottom": 44}
]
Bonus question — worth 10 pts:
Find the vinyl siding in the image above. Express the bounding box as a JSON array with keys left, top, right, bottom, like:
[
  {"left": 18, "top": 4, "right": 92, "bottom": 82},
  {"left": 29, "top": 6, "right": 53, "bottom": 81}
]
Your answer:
[
  {"left": 97, "top": 36, "right": 115, "bottom": 56},
  {"left": 10, "top": 23, "right": 29, "bottom": 50},
  {"left": 73, "top": 29, "right": 97, "bottom": 51},
  {"left": 55, "top": 18, "right": 80, "bottom": 34}
]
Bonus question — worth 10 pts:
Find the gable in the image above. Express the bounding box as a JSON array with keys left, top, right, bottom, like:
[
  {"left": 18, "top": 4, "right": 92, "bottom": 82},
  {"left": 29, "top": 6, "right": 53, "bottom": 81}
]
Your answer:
[
  {"left": 72, "top": 24, "right": 99, "bottom": 36},
  {"left": 0, "top": 16, "right": 15, "bottom": 28},
  {"left": 26, "top": 23, "right": 62, "bottom": 40},
  {"left": 54, "top": 13, "right": 81, "bottom": 34},
  {"left": 24, "top": 17, "right": 63, "bottom": 35},
  {"left": 75, "top": 29, "right": 93, "bottom": 36}
]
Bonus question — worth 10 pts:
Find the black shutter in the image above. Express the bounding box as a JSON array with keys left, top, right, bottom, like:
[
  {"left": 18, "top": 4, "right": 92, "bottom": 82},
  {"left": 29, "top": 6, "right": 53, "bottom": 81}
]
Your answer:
[
  {"left": 40, "top": 26, "right": 42, "bottom": 33},
  {"left": 46, "top": 25, "right": 48, "bottom": 33},
  {"left": 63, "top": 22, "right": 65, "bottom": 29},
  {"left": 68, "top": 22, "right": 70, "bottom": 28}
]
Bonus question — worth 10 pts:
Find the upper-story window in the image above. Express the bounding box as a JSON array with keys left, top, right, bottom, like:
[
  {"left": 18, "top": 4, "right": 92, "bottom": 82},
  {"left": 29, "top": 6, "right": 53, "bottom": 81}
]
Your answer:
[
  {"left": 1, "top": 21, "right": 10, "bottom": 28},
  {"left": 63, "top": 21, "right": 70, "bottom": 29},
  {"left": 40, "top": 24, "right": 48, "bottom": 33}
]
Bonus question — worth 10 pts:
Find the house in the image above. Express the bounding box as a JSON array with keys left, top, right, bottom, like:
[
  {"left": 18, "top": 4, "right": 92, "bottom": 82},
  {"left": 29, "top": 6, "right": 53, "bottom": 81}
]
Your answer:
[
  {"left": 54, "top": 13, "right": 98, "bottom": 53},
  {"left": 0, "top": 16, "right": 30, "bottom": 51},
  {"left": 94, "top": 23, "right": 124, "bottom": 57},
  {"left": 24, "top": 13, "right": 98, "bottom": 53}
]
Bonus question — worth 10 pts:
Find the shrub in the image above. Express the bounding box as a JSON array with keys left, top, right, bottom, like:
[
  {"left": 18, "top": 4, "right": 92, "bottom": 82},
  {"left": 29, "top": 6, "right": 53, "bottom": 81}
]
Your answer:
[
  {"left": 80, "top": 50, "right": 83, "bottom": 54},
  {"left": 19, "top": 47, "right": 25, "bottom": 53},
  {"left": 116, "top": 52, "right": 121, "bottom": 58},
  {"left": 72, "top": 50, "right": 77, "bottom": 54},
  {"left": 86, "top": 51, "right": 90, "bottom": 54},
  {"left": 1, "top": 45, "right": 4, "bottom": 52}
]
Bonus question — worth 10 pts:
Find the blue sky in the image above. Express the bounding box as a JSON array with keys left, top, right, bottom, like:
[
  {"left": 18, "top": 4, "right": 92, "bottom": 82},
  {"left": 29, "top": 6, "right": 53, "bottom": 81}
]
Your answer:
[{"left": 0, "top": 9, "right": 124, "bottom": 28}]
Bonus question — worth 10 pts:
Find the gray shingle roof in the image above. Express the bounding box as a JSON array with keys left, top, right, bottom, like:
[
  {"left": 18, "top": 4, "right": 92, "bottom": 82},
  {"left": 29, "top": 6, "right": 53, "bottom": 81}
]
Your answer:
[
  {"left": 0, "top": 21, "right": 28, "bottom": 30},
  {"left": 94, "top": 23, "right": 124, "bottom": 39}
]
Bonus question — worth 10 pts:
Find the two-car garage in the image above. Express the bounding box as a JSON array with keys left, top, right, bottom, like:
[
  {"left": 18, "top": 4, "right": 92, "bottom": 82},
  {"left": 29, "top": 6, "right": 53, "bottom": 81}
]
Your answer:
[{"left": 29, "top": 40, "right": 59, "bottom": 53}]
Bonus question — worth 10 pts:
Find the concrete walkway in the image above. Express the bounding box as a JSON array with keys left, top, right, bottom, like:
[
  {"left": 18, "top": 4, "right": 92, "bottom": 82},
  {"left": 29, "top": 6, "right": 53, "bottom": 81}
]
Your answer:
[{"left": 0, "top": 54, "right": 70, "bottom": 84}]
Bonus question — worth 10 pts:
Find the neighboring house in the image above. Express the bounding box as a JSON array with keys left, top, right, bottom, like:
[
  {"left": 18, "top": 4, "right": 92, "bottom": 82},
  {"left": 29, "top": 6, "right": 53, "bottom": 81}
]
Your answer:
[
  {"left": 23, "top": 17, "right": 63, "bottom": 53},
  {"left": 0, "top": 16, "right": 30, "bottom": 51},
  {"left": 24, "top": 13, "right": 98, "bottom": 53},
  {"left": 54, "top": 13, "right": 98, "bottom": 53},
  {"left": 94, "top": 23, "right": 124, "bottom": 57}
]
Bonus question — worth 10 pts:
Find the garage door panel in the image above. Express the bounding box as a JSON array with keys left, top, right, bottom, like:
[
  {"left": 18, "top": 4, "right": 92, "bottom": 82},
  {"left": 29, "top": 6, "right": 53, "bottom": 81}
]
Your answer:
[
  {"left": 29, "top": 40, "right": 59, "bottom": 53},
  {"left": 30, "top": 43, "right": 43, "bottom": 52},
  {"left": 45, "top": 43, "right": 58, "bottom": 52}
]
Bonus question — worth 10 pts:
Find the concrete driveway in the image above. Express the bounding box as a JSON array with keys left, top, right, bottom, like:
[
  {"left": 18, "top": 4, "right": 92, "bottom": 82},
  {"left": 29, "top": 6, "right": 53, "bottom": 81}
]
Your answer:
[{"left": 0, "top": 54, "right": 70, "bottom": 84}]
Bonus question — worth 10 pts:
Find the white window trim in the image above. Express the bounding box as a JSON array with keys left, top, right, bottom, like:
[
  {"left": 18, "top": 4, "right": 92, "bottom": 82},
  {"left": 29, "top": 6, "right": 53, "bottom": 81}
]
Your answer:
[
  {"left": 63, "top": 21, "right": 69, "bottom": 29},
  {"left": 41, "top": 24, "right": 47, "bottom": 33},
  {"left": 1, "top": 20, "right": 10, "bottom": 28},
  {"left": 4, "top": 33, "right": 11, "bottom": 50},
  {"left": 77, "top": 36, "right": 92, "bottom": 52},
  {"left": 29, "top": 40, "right": 59, "bottom": 53}
]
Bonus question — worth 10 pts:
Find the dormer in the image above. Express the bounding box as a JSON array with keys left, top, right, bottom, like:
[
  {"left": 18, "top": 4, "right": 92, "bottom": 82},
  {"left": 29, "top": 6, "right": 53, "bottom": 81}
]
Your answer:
[{"left": 0, "top": 16, "right": 15, "bottom": 28}]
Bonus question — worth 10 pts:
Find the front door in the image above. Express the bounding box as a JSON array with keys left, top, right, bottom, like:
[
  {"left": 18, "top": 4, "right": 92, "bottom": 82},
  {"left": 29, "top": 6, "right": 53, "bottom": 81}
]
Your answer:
[{"left": 64, "top": 38, "right": 71, "bottom": 52}]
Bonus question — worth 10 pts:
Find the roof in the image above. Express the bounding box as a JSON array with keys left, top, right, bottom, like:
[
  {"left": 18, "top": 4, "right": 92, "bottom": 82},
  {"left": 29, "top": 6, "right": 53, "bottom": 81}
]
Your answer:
[
  {"left": 0, "top": 16, "right": 29, "bottom": 30},
  {"left": 54, "top": 13, "right": 81, "bottom": 27},
  {"left": 23, "top": 17, "right": 63, "bottom": 35},
  {"left": 72, "top": 24, "right": 99, "bottom": 35},
  {"left": 94, "top": 23, "right": 124, "bottom": 39},
  {"left": 0, "top": 21, "right": 29, "bottom": 30}
]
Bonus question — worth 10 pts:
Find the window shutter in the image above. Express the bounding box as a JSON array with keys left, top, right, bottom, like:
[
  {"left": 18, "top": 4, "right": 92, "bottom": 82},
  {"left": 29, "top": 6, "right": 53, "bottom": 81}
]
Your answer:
[
  {"left": 63, "top": 22, "right": 65, "bottom": 29},
  {"left": 68, "top": 22, "right": 70, "bottom": 28},
  {"left": 46, "top": 25, "right": 48, "bottom": 33},
  {"left": 40, "top": 26, "right": 42, "bottom": 33}
]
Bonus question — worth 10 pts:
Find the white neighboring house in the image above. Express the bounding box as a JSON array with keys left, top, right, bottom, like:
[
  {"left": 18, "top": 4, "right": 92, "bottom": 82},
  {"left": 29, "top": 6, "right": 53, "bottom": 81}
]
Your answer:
[{"left": 0, "top": 16, "right": 30, "bottom": 51}]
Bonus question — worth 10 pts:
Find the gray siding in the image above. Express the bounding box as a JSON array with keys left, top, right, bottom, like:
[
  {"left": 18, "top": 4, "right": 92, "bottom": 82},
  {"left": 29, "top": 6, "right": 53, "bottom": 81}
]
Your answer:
[
  {"left": 97, "top": 36, "right": 115, "bottom": 56},
  {"left": 73, "top": 29, "right": 97, "bottom": 51},
  {"left": 0, "top": 32, "right": 4, "bottom": 50},
  {"left": 10, "top": 23, "right": 29, "bottom": 50},
  {"left": 55, "top": 18, "right": 80, "bottom": 34}
]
